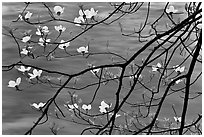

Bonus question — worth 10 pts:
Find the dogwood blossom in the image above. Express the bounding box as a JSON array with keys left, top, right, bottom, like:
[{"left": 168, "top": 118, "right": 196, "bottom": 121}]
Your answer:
[
  {"left": 55, "top": 25, "right": 66, "bottom": 32},
  {"left": 74, "top": 16, "right": 85, "bottom": 26},
  {"left": 54, "top": 6, "right": 64, "bottom": 16},
  {"left": 36, "top": 26, "right": 49, "bottom": 35},
  {"left": 99, "top": 100, "right": 111, "bottom": 113},
  {"left": 30, "top": 102, "right": 46, "bottom": 109},
  {"left": 22, "top": 35, "right": 31, "bottom": 43},
  {"left": 174, "top": 116, "right": 181, "bottom": 123},
  {"left": 77, "top": 46, "right": 88, "bottom": 54},
  {"left": 8, "top": 77, "right": 21, "bottom": 88},
  {"left": 175, "top": 79, "right": 183, "bottom": 84},
  {"left": 67, "top": 103, "right": 78, "bottom": 111},
  {"left": 174, "top": 66, "right": 185, "bottom": 73},
  {"left": 24, "top": 11, "right": 32, "bottom": 20},
  {"left": 166, "top": 5, "right": 178, "bottom": 14},
  {"left": 90, "top": 66, "right": 100, "bottom": 75},
  {"left": 28, "top": 69, "right": 42, "bottom": 79},
  {"left": 16, "top": 66, "right": 31, "bottom": 72},
  {"left": 38, "top": 38, "right": 51, "bottom": 46},
  {"left": 152, "top": 63, "right": 162, "bottom": 72},
  {"left": 58, "top": 40, "right": 70, "bottom": 49},
  {"left": 21, "top": 48, "right": 29, "bottom": 55},
  {"left": 84, "top": 8, "right": 98, "bottom": 19},
  {"left": 82, "top": 104, "right": 92, "bottom": 111}
]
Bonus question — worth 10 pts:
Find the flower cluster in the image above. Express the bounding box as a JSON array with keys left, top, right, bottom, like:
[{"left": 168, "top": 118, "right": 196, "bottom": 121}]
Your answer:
[
  {"left": 36, "top": 26, "right": 49, "bottom": 36},
  {"left": 74, "top": 8, "right": 98, "bottom": 26},
  {"left": 38, "top": 37, "right": 51, "bottom": 46}
]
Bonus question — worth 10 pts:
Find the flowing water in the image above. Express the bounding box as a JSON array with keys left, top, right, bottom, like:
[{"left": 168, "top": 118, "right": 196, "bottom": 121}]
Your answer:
[{"left": 2, "top": 2, "right": 202, "bottom": 135}]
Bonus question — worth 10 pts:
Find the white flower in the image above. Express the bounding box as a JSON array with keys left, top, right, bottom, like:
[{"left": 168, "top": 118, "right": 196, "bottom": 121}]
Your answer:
[
  {"left": 22, "top": 35, "right": 31, "bottom": 43},
  {"left": 24, "top": 11, "right": 32, "bottom": 20},
  {"left": 74, "top": 16, "right": 85, "bottom": 26},
  {"left": 166, "top": 6, "right": 178, "bottom": 14},
  {"left": 174, "top": 66, "right": 185, "bottom": 73},
  {"left": 174, "top": 116, "right": 181, "bottom": 123},
  {"left": 54, "top": 6, "right": 64, "bottom": 16},
  {"left": 79, "top": 9, "right": 85, "bottom": 17},
  {"left": 175, "top": 79, "right": 183, "bottom": 84},
  {"left": 36, "top": 28, "right": 42, "bottom": 36},
  {"left": 99, "top": 100, "right": 111, "bottom": 113},
  {"left": 77, "top": 46, "right": 88, "bottom": 54},
  {"left": 82, "top": 104, "right": 92, "bottom": 111},
  {"left": 31, "top": 102, "right": 46, "bottom": 109},
  {"left": 90, "top": 66, "right": 100, "bottom": 75},
  {"left": 8, "top": 77, "right": 21, "bottom": 88},
  {"left": 21, "top": 48, "right": 29, "bottom": 55},
  {"left": 152, "top": 63, "right": 162, "bottom": 72},
  {"left": 58, "top": 40, "right": 70, "bottom": 49},
  {"left": 67, "top": 103, "right": 78, "bottom": 111},
  {"left": 16, "top": 66, "right": 31, "bottom": 72},
  {"left": 28, "top": 69, "right": 42, "bottom": 79},
  {"left": 84, "top": 8, "right": 98, "bottom": 19},
  {"left": 38, "top": 38, "right": 51, "bottom": 46},
  {"left": 42, "top": 26, "right": 49, "bottom": 33},
  {"left": 55, "top": 25, "right": 66, "bottom": 32},
  {"left": 36, "top": 26, "right": 49, "bottom": 36}
]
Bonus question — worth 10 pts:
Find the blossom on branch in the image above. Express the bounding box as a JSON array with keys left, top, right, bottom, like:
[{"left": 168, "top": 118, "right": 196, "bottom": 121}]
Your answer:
[
  {"left": 16, "top": 66, "right": 31, "bottom": 72},
  {"left": 174, "top": 66, "right": 185, "bottom": 74},
  {"left": 77, "top": 46, "right": 88, "bottom": 55},
  {"left": 21, "top": 48, "right": 29, "bottom": 55},
  {"left": 82, "top": 104, "right": 92, "bottom": 111},
  {"left": 175, "top": 79, "right": 183, "bottom": 84},
  {"left": 54, "top": 6, "right": 64, "bottom": 16},
  {"left": 152, "top": 63, "right": 162, "bottom": 72},
  {"left": 90, "top": 66, "right": 100, "bottom": 75},
  {"left": 74, "top": 16, "right": 85, "bottom": 26},
  {"left": 174, "top": 116, "right": 181, "bottom": 123},
  {"left": 58, "top": 40, "right": 70, "bottom": 49},
  {"left": 166, "top": 5, "right": 178, "bottom": 14},
  {"left": 24, "top": 11, "right": 32, "bottom": 20},
  {"left": 8, "top": 77, "right": 21, "bottom": 88},
  {"left": 36, "top": 26, "right": 49, "bottom": 35},
  {"left": 28, "top": 69, "right": 42, "bottom": 79},
  {"left": 22, "top": 35, "right": 31, "bottom": 43},
  {"left": 55, "top": 25, "right": 66, "bottom": 32},
  {"left": 99, "top": 100, "right": 111, "bottom": 113},
  {"left": 38, "top": 38, "right": 51, "bottom": 46},
  {"left": 67, "top": 103, "right": 78, "bottom": 111},
  {"left": 84, "top": 8, "right": 98, "bottom": 19},
  {"left": 30, "top": 102, "right": 46, "bottom": 110}
]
